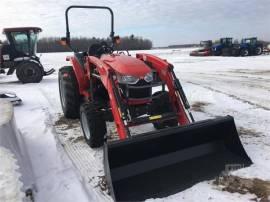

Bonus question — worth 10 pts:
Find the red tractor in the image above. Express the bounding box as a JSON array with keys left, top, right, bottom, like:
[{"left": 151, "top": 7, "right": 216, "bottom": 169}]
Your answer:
[
  {"left": 190, "top": 40, "right": 212, "bottom": 56},
  {"left": 59, "top": 5, "right": 251, "bottom": 201}
]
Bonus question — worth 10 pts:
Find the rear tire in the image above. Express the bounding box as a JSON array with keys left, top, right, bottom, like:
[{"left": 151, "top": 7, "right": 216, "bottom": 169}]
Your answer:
[
  {"left": 58, "top": 66, "right": 80, "bottom": 118},
  {"left": 16, "top": 61, "right": 43, "bottom": 83},
  {"left": 80, "top": 103, "right": 106, "bottom": 148},
  {"left": 151, "top": 91, "right": 178, "bottom": 129}
]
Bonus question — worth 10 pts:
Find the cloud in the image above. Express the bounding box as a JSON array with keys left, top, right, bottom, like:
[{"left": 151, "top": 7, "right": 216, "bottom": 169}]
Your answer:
[{"left": 0, "top": 0, "right": 270, "bottom": 46}]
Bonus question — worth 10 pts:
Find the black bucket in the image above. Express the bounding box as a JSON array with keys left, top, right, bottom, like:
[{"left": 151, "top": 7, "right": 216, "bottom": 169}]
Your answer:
[{"left": 104, "top": 116, "right": 252, "bottom": 201}]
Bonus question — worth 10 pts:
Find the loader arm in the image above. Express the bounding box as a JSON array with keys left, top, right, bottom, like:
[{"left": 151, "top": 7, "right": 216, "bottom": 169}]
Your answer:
[
  {"left": 136, "top": 53, "right": 192, "bottom": 125},
  {"left": 88, "top": 56, "right": 128, "bottom": 139},
  {"left": 105, "top": 54, "right": 251, "bottom": 201}
]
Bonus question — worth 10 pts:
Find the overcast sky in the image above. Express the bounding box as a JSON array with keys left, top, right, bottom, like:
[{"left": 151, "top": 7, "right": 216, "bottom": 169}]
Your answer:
[{"left": 0, "top": 0, "right": 270, "bottom": 46}]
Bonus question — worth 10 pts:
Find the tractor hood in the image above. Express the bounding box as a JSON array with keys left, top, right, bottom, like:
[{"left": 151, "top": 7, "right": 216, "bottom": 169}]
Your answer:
[
  {"left": 101, "top": 55, "right": 151, "bottom": 77},
  {"left": 212, "top": 44, "right": 222, "bottom": 50}
]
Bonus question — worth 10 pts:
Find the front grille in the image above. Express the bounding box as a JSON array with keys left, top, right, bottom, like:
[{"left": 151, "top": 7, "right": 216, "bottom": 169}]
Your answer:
[{"left": 119, "top": 79, "right": 152, "bottom": 99}]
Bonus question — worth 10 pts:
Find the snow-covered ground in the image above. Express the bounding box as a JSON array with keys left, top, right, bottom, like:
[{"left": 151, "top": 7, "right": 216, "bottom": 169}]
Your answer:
[
  {"left": 0, "top": 48, "right": 270, "bottom": 201},
  {"left": 0, "top": 146, "right": 24, "bottom": 202}
]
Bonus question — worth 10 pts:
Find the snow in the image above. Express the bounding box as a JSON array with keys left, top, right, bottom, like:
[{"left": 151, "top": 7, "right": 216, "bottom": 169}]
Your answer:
[
  {"left": 0, "top": 49, "right": 270, "bottom": 201},
  {"left": 0, "top": 100, "right": 12, "bottom": 125},
  {"left": 0, "top": 146, "right": 24, "bottom": 202},
  {"left": 11, "top": 89, "right": 90, "bottom": 202},
  {"left": 146, "top": 182, "right": 257, "bottom": 202}
]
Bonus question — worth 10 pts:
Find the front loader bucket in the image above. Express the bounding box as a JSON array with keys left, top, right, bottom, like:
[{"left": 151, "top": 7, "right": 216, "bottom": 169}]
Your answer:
[{"left": 104, "top": 116, "right": 252, "bottom": 201}]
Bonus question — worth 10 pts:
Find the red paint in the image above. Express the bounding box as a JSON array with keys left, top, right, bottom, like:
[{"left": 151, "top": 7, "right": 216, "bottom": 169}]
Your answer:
[
  {"left": 101, "top": 54, "right": 151, "bottom": 78},
  {"left": 67, "top": 53, "right": 191, "bottom": 140},
  {"left": 136, "top": 53, "right": 190, "bottom": 125}
]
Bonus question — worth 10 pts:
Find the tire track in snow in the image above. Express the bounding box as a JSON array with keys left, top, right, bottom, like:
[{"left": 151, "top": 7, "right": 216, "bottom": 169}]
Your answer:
[
  {"left": 182, "top": 72, "right": 270, "bottom": 92},
  {"left": 186, "top": 81, "right": 270, "bottom": 111},
  {"left": 39, "top": 87, "right": 112, "bottom": 202}
]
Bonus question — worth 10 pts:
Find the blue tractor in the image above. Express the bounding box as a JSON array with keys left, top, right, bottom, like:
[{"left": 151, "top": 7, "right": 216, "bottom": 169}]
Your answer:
[
  {"left": 237, "top": 37, "right": 263, "bottom": 56},
  {"left": 212, "top": 38, "right": 235, "bottom": 56}
]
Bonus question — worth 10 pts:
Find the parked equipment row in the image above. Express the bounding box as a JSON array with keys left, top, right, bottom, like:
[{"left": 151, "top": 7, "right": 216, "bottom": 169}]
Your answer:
[{"left": 190, "top": 37, "right": 263, "bottom": 57}]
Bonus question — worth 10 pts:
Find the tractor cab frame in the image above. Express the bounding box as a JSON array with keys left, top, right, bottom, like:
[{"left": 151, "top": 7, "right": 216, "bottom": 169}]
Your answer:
[
  {"left": 200, "top": 40, "right": 212, "bottom": 48},
  {"left": 227, "top": 37, "right": 264, "bottom": 57},
  {"left": 212, "top": 37, "right": 234, "bottom": 56},
  {"left": 190, "top": 40, "right": 212, "bottom": 56},
  {"left": 239, "top": 37, "right": 263, "bottom": 56},
  {"left": 241, "top": 37, "right": 258, "bottom": 45},
  {"left": 0, "top": 27, "right": 54, "bottom": 83},
  {"left": 4, "top": 27, "right": 41, "bottom": 58},
  {"left": 220, "top": 37, "right": 233, "bottom": 46}
]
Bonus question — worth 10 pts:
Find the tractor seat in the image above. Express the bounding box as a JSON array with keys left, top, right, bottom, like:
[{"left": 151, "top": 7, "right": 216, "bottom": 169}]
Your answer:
[{"left": 88, "top": 43, "right": 102, "bottom": 57}]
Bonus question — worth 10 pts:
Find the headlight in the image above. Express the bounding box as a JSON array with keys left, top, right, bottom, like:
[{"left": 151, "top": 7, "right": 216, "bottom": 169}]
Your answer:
[
  {"left": 117, "top": 75, "right": 139, "bottom": 84},
  {"left": 144, "top": 72, "right": 153, "bottom": 83}
]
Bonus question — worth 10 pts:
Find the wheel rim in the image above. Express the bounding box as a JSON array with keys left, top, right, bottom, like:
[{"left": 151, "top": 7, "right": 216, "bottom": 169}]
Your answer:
[
  {"left": 22, "top": 66, "right": 38, "bottom": 78},
  {"left": 81, "top": 112, "right": 91, "bottom": 140},
  {"left": 243, "top": 50, "right": 248, "bottom": 56},
  {"left": 59, "top": 78, "right": 66, "bottom": 109},
  {"left": 256, "top": 47, "right": 262, "bottom": 55}
]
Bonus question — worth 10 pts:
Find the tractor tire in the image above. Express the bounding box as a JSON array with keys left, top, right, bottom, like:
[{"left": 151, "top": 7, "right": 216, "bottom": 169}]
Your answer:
[
  {"left": 80, "top": 103, "right": 106, "bottom": 148},
  {"left": 255, "top": 47, "right": 262, "bottom": 55},
  {"left": 221, "top": 48, "right": 232, "bottom": 56},
  {"left": 151, "top": 91, "right": 178, "bottom": 129},
  {"left": 231, "top": 48, "right": 240, "bottom": 57},
  {"left": 58, "top": 66, "right": 80, "bottom": 118},
  {"left": 16, "top": 61, "right": 43, "bottom": 83},
  {"left": 240, "top": 48, "right": 249, "bottom": 57},
  {"left": 213, "top": 50, "right": 221, "bottom": 56}
]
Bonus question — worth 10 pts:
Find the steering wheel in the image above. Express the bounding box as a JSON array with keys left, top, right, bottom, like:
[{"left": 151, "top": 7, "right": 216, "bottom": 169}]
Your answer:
[
  {"left": 117, "top": 50, "right": 130, "bottom": 56},
  {"left": 118, "top": 51, "right": 126, "bottom": 55},
  {"left": 96, "top": 42, "right": 113, "bottom": 55}
]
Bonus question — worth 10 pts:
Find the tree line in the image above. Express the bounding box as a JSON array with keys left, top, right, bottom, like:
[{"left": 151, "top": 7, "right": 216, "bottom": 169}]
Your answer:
[{"left": 37, "top": 35, "right": 152, "bottom": 53}]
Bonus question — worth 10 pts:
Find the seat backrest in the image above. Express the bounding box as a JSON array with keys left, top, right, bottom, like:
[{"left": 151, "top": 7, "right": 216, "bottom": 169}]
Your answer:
[{"left": 88, "top": 43, "right": 102, "bottom": 56}]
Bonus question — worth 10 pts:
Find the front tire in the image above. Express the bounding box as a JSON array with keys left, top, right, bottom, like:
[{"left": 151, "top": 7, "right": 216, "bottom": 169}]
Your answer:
[
  {"left": 80, "top": 103, "right": 106, "bottom": 148},
  {"left": 151, "top": 91, "right": 178, "bottom": 129},
  {"left": 58, "top": 66, "right": 80, "bottom": 118},
  {"left": 240, "top": 48, "right": 249, "bottom": 57},
  {"left": 255, "top": 47, "right": 262, "bottom": 55},
  {"left": 16, "top": 61, "right": 43, "bottom": 83},
  {"left": 212, "top": 49, "right": 221, "bottom": 56}
]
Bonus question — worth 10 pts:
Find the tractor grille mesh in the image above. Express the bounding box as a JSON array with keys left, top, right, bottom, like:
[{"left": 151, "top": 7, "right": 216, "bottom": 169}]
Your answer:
[{"left": 119, "top": 80, "right": 152, "bottom": 99}]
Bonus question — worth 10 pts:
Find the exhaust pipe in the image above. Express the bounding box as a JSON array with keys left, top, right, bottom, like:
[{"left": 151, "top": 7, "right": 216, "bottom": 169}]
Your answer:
[{"left": 104, "top": 116, "right": 252, "bottom": 201}]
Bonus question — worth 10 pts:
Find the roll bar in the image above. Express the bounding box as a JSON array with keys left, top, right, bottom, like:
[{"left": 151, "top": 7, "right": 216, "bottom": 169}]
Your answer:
[{"left": 65, "top": 5, "right": 115, "bottom": 47}]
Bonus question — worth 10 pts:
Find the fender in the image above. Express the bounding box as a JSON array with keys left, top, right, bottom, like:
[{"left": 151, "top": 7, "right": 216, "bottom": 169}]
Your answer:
[{"left": 70, "top": 56, "right": 90, "bottom": 98}]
